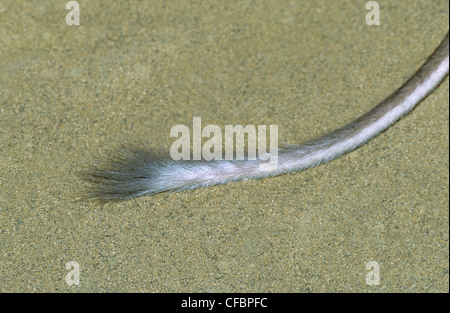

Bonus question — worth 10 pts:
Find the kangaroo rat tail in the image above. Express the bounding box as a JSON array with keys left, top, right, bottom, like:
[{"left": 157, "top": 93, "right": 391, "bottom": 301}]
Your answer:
[{"left": 82, "top": 32, "right": 449, "bottom": 201}]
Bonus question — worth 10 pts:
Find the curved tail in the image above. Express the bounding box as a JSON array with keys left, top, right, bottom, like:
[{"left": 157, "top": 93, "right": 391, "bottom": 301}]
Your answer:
[{"left": 83, "top": 32, "right": 449, "bottom": 201}]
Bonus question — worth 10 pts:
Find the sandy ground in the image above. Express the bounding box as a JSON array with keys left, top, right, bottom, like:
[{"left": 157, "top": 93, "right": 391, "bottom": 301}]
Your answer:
[{"left": 0, "top": 0, "right": 448, "bottom": 292}]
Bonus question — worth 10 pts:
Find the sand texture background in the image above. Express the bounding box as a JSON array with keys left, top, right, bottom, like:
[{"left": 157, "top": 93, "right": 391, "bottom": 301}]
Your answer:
[{"left": 0, "top": 0, "right": 448, "bottom": 292}]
